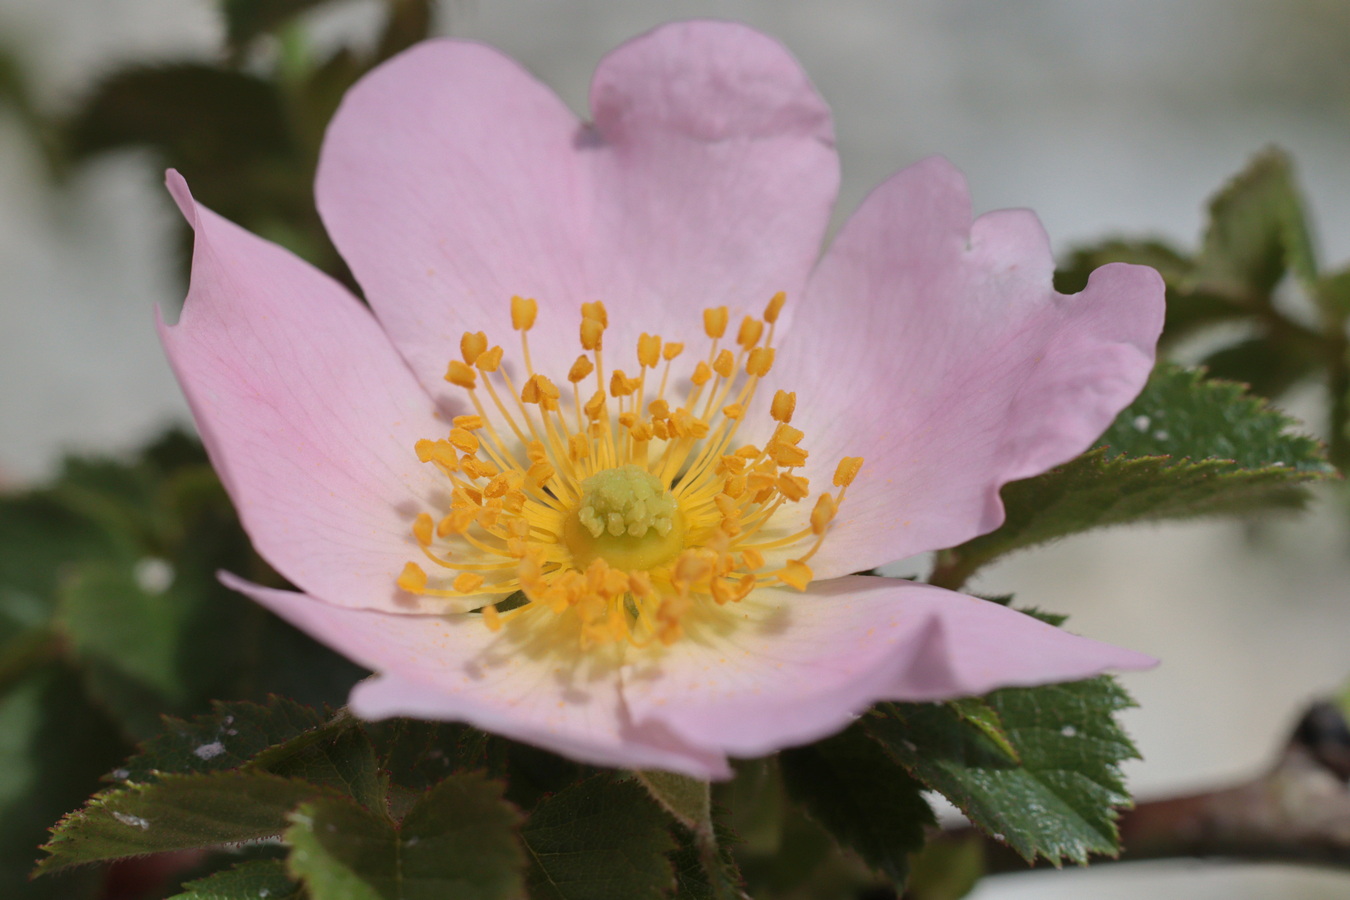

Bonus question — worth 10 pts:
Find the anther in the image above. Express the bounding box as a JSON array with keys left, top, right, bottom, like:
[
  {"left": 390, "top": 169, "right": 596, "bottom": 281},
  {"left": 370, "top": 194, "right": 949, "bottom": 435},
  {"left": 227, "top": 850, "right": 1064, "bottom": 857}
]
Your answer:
[
  {"left": 580, "top": 318, "right": 604, "bottom": 351},
  {"left": 453, "top": 572, "right": 485, "bottom": 593},
  {"left": 568, "top": 355, "right": 594, "bottom": 383},
  {"left": 461, "top": 331, "right": 488, "bottom": 364},
  {"left": 511, "top": 295, "right": 538, "bottom": 331},
  {"left": 703, "top": 307, "right": 729, "bottom": 339},
  {"left": 581, "top": 301, "right": 608, "bottom": 326},
  {"left": 397, "top": 562, "right": 428, "bottom": 592},
  {"left": 637, "top": 333, "right": 661, "bottom": 369},
  {"left": 448, "top": 428, "right": 479, "bottom": 453},
  {"left": 771, "top": 390, "right": 796, "bottom": 423},
  {"left": 713, "top": 350, "right": 735, "bottom": 378},
  {"left": 476, "top": 346, "right": 504, "bottom": 372},
  {"left": 453, "top": 415, "right": 485, "bottom": 430},
  {"left": 413, "top": 513, "right": 434, "bottom": 546},
  {"left": 810, "top": 493, "right": 838, "bottom": 534},
  {"left": 662, "top": 342, "right": 685, "bottom": 360},
  {"left": 833, "top": 457, "right": 864, "bottom": 487},
  {"left": 445, "top": 360, "right": 477, "bottom": 388},
  {"left": 778, "top": 559, "right": 813, "bottom": 591},
  {"left": 764, "top": 291, "right": 787, "bottom": 324},
  {"left": 746, "top": 347, "right": 775, "bottom": 377},
  {"left": 777, "top": 473, "right": 810, "bottom": 502},
  {"left": 737, "top": 316, "right": 764, "bottom": 349},
  {"left": 482, "top": 603, "right": 503, "bottom": 631}
]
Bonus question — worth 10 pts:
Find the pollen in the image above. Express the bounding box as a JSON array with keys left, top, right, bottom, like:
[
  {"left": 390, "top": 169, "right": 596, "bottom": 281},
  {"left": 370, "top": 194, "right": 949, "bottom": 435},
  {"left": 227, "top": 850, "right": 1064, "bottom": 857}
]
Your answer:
[{"left": 396, "top": 293, "right": 862, "bottom": 649}]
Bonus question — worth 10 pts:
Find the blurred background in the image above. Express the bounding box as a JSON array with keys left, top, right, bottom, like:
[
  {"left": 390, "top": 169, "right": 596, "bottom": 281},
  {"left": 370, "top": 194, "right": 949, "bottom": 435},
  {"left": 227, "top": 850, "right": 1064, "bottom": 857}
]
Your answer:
[{"left": 3, "top": 1, "right": 1350, "bottom": 897}]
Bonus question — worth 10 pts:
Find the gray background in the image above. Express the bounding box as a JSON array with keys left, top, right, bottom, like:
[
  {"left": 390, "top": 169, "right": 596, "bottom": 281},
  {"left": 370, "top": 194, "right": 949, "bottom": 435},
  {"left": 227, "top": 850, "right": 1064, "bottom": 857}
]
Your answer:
[{"left": 4, "top": 1, "right": 1350, "bottom": 896}]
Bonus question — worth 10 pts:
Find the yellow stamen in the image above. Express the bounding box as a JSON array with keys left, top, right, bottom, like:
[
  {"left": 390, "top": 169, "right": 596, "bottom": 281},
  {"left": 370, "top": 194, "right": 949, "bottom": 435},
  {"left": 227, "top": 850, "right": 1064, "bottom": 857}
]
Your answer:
[{"left": 397, "top": 293, "right": 861, "bottom": 649}]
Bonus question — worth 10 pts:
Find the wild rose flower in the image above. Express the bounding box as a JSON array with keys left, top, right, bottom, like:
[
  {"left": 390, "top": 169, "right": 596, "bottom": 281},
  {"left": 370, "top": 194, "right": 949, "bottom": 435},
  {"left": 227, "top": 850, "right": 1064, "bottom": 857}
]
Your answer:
[{"left": 159, "top": 21, "right": 1164, "bottom": 779}]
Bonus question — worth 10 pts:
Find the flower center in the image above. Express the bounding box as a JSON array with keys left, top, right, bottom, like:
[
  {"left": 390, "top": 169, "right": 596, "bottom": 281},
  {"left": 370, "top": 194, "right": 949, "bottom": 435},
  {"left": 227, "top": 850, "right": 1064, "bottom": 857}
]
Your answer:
[
  {"left": 394, "top": 292, "right": 862, "bottom": 648},
  {"left": 564, "top": 465, "right": 685, "bottom": 571}
]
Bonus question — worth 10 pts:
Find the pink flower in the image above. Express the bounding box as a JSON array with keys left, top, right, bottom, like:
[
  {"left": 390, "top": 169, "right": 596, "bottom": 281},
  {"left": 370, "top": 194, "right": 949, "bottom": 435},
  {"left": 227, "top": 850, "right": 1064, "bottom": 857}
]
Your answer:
[{"left": 159, "top": 21, "right": 1163, "bottom": 779}]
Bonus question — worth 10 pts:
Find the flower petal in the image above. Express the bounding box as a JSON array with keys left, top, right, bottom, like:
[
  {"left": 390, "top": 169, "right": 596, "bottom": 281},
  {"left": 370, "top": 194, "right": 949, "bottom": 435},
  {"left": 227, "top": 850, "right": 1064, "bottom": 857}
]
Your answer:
[
  {"left": 621, "top": 576, "right": 1154, "bottom": 758},
  {"left": 224, "top": 574, "right": 732, "bottom": 779},
  {"left": 315, "top": 21, "right": 837, "bottom": 398},
  {"left": 158, "top": 172, "right": 446, "bottom": 613},
  {"left": 783, "top": 157, "right": 1163, "bottom": 576}
]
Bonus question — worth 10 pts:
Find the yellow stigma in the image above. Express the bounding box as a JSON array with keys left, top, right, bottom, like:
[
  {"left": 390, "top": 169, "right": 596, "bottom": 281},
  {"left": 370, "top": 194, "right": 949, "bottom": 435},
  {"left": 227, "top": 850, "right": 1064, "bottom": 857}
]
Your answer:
[
  {"left": 565, "top": 466, "right": 684, "bottom": 571},
  {"left": 396, "top": 292, "right": 862, "bottom": 649}
]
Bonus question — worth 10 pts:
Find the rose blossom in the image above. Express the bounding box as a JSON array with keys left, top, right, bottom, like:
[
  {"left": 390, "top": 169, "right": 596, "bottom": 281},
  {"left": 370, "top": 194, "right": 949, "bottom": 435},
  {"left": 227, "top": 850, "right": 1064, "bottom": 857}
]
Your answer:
[{"left": 158, "top": 21, "right": 1163, "bottom": 779}]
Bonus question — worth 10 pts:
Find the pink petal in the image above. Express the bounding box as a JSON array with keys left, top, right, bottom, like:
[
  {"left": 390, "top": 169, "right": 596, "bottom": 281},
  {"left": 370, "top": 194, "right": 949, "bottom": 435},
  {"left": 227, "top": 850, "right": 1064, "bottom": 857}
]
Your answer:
[
  {"left": 225, "top": 574, "right": 732, "bottom": 779},
  {"left": 316, "top": 21, "right": 837, "bottom": 400},
  {"left": 781, "top": 157, "right": 1163, "bottom": 577},
  {"left": 158, "top": 172, "right": 447, "bottom": 613},
  {"left": 621, "top": 576, "right": 1154, "bottom": 758}
]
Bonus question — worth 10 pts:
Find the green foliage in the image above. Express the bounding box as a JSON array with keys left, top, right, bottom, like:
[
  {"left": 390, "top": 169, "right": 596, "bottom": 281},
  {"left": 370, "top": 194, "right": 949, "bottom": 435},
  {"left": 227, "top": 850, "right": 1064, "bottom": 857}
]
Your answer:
[
  {"left": 118, "top": 697, "right": 328, "bottom": 782},
  {"left": 521, "top": 777, "right": 677, "bottom": 900},
  {"left": 1196, "top": 147, "right": 1317, "bottom": 295},
  {"left": 0, "top": 665, "right": 127, "bottom": 900},
  {"left": 285, "top": 775, "right": 524, "bottom": 900},
  {"left": 780, "top": 725, "right": 933, "bottom": 886},
  {"left": 937, "top": 365, "right": 1332, "bottom": 585},
  {"left": 170, "top": 859, "right": 302, "bottom": 900},
  {"left": 868, "top": 676, "right": 1138, "bottom": 865},
  {"left": 37, "top": 772, "right": 343, "bottom": 873},
  {"left": 635, "top": 769, "right": 713, "bottom": 833}
]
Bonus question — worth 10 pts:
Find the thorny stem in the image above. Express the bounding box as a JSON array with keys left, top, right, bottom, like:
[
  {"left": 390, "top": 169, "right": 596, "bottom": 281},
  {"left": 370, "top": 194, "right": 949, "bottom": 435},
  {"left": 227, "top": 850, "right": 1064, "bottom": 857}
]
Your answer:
[{"left": 933, "top": 700, "right": 1350, "bottom": 878}]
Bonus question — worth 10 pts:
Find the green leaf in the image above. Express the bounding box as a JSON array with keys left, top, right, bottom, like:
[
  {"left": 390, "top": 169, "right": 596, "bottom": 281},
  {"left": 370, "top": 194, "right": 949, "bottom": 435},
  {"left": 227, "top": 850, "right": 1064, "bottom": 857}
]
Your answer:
[
  {"left": 1199, "top": 335, "right": 1323, "bottom": 399},
  {"left": 780, "top": 725, "right": 933, "bottom": 886},
  {"left": 1196, "top": 147, "right": 1317, "bottom": 295},
  {"left": 904, "top": 835, "right": 984, "bottom": 900},
  {"left": 170, "top": 859, "right": 302, "bottom": 900},
  {"left": 117, "top": 697, "right": 328, "bottom": 782},
  {"left": 36, "top": 771, "right": 338, "bottom": 874},
  {"left": 285, "top": 774, "right": 524, "bottom": 900},
  {"left": 634, "top": 770, "right": 712, "bottom": 834},
  {"left": 948, "top": 698, "right": 1019, "bottom": 763},
  {"left": 938, "top": 365, "right": 1331, "bottom": 584},
  {"left": 521, "top": 777, "right": 676, "bottom": 900},
  {"left": 251, "top": 716, "right": 387, "bottom": 811},
  {"left": 867, "top": 676, "right": 1138, "bottom": 865},
  {"left": 670, "top": 819, "right": 744, "bottom": 900},
  {"left": 0, "top": 665, "right": 128, "bottom": 900}
]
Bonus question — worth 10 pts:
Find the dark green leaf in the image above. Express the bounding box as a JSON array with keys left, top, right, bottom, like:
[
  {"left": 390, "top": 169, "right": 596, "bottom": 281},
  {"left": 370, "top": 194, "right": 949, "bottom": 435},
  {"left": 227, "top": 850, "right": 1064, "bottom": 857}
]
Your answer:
[
  {"left": 36, "top": 772, "right": 338, "bottom": 873},
  {"left": 376, "top": 0, "right": 436, "bottom": 61},
  {"left": 251, "top": 716, "right": 387, "bottom": 811},
  {"left": 67, "top": 64, "right": 291, "bottom": 171},
  {"left": 59, "top": 563, "right": 197, "bottom": 708},
  {"left": 868, "top": 676, "right": 1138, "bottom": 864},
  {"left": 1199, "top": 335, "right": 1323, "bottom": 398},
  {"left": 780, "top": 725, "right": 933, "bottom": 886},
  {"left": 635, "top": 770, "right": 712, "bottom": 833},
  {"left": 941, "top": 365, "right": 1331, "bottom": 583},
  {"left": 670, "top": 818, "right": 744, "bottom": 900},
  {"left": 117, "top": 697, "right": 328, "bottom": 783},
  {"left": 947, "top": 698, "right": 1018, "bottom": 763},
  {"left": 521, "top": 777, "right": 676, "bottom": 900},
  {"left": 285, "top": 774, "right": 524, "bottom": 900},
  {"left": 170, "top": 859, "right": 302, "bottom": 900},
  {"left": 1196, "top": 147, "right": 1317, "bottom": 295},
  {"left": 904, "top": 835, "right": 984, "bottom": 900},
  {"left": 0, "top": 665, "right": 128, "bottom": 900}
]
